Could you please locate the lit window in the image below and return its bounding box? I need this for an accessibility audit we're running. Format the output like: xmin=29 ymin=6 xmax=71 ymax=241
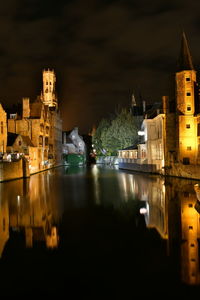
xmin=186 ymin=92 xmax=191 ymax=96
xmin=187 ymin=146 xmax=192 ymax=151
xmin=186 ymin=77 xmax=190 ymax=81
xmin=186 ymin=124 xmax=190 ymax=128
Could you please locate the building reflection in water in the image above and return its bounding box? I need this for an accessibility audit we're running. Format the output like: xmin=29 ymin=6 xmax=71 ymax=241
xmin=1 ymin=166 xmax=200 ymax=286
xmin=117 ymin=171 xmax=200 ymax=286
xmin=0 ymin=169 xmax=62 ymax=256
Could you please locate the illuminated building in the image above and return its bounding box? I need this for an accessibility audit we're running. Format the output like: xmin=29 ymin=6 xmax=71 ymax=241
xmin=41 ymin=69 xmax=57 ymax=109
xmin=119 ymin=32 xmax=200 ymax=180
xmin=7 ymin=70 xmax=62 ymax=173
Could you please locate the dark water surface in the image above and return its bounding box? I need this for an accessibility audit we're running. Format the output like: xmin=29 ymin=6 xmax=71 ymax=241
xmin=0 ymin=165 xmax=200 ymax=298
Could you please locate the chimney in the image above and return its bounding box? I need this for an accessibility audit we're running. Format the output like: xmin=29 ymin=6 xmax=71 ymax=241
xmin=23 ymin=98 xmax=30 ymax=118
xmin=162 ymin=96 xmax=169 ymax=114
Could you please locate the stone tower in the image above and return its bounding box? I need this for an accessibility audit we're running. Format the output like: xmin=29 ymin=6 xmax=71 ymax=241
xmin=42 ymin=69 xmax=57 ymax=109
xmin=176 ymin=32 xmax=198 ymax=164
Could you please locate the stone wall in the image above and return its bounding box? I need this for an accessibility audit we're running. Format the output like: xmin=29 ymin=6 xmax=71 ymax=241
xmin=96 ymin=156 xmax=119 ymax=165
xmin=0 ymin=158 xmax=30 ymax=182
xmin=165 ymin=162 xmax=200 ymax=180
xmin=0 ymin=159 xmax=23 ymax=182
xmin=118 ymin=162 xmax=157 ymax=173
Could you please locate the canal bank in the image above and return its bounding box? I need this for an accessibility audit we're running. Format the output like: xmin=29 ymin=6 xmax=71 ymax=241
xmin=0 ymin=165 xmax=200 ymax=297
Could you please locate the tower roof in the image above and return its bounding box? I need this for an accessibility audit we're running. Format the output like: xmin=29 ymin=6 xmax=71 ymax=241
xmin=177 ymin=31 xmax=194 ymax=71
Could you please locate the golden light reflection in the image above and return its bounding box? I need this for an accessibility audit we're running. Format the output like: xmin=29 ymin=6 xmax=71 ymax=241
xmin=91 ymin=164 xmax=100 ymax=205
xmin=0 ymin=171 xmax=61 ymax=252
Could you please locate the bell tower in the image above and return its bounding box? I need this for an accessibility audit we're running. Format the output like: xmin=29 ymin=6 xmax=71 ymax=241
xmin=42 ymin=69 xmax=57 ymax=108
xmin=176 ymin=32 xmax=197 ymax=164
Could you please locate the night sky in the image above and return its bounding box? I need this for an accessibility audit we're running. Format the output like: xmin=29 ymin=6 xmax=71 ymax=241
xmin=0 ymin=0 xmax=200 ymax=133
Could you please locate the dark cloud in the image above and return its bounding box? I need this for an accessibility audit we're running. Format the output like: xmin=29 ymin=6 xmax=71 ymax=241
xmin=0 ymin=0 xmax=199 ymax=132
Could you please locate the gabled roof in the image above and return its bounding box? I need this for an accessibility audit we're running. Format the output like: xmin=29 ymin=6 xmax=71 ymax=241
xmin=7 ymin=132 xmax=34 ymax=147
xmin=177 ymin=31 xmax=194 ymax=71
xmin=21 ymin=135 xmax=34 ymax=147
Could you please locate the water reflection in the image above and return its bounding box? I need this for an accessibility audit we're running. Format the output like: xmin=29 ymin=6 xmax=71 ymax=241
xmin=0 ymin=169 xmax=63 ymax=256
xmin=0 ymin=165 xmax=200 ymax=288
xmin=116 ymin=170 xmax=200 ymax=286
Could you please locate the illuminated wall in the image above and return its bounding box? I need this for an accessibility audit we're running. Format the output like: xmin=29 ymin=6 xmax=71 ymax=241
xmin=41 ymin=69 xmax=57 ymax=108
xmin=0 ymin=103 xmax=7 ymax=153
xmin=176 ymin=70 xmax=198 ymax=164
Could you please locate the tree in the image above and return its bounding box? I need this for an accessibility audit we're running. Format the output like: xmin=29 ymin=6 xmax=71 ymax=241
xmin=93 ymin=108 xmax=140 ymax=156
xmin=92 ymin=118 xmax=111 ymax=155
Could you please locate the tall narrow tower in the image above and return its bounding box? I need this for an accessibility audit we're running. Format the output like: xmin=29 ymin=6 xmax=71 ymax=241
xmin=176 ymin=32 xmax=197 ymax=164
xmin=42 ymin=69 xmax=57 ymax=108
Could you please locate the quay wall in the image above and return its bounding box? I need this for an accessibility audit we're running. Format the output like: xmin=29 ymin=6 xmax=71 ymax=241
xmin=165 ymin=163 xmax=200 ymax=180
xmin=118 ymin=161 xmax=200 ymax=181
xmin=96 ymin=156 xmax=119 ymax=165
xmin=0 ymin=159 xmax=24 ymax=182
xmin=0 ymin=158 xmax=64 ymax=182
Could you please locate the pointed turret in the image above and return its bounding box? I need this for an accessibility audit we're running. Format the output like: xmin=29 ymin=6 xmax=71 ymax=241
xmin=177 ymin=31 xmax=194 ymax=71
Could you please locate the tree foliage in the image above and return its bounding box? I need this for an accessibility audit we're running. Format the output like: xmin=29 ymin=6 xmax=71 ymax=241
xmin=92 ymin=108 xmax=141 ymax=156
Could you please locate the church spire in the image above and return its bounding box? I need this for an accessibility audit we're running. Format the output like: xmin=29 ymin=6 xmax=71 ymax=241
xmin=177 ymin=31 xmax=194 ymax=71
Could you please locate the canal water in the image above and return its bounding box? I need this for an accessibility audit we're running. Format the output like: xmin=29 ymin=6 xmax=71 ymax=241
xmin=0 ymin=165 xmax=200 ymax=297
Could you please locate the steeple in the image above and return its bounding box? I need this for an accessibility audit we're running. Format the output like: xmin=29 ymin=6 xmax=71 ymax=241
xmin=177 ymin=31 xmax=194 ymax=71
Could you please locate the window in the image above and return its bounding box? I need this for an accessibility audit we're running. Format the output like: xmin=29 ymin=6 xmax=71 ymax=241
xmin=186 ymin=92 xmax=191 ymax=96
xmin=46 ymin=82 xmax=48 ymax=85
xmin=19 ymin=140 xmax=22 ymax=146
xmin=186 ymin=124 xmax=190 ymax=128
xmin=183 ymin=157 xmax=190 ymax=165
xmin=189 ymin=226 xmax=193 ymax=230
xmin=45 ymin=137 xmax=48 ymax=146
xmin=187 ymin=106 xmax=191 ymax=111
xmin=45 ymin=88 xmax=48 ymax=93
xmin=187 ymin=146 xmax=192 ymax=151
xmin=198 ymin=123 xmax=200 ymax=136
xmin=186 ymin=77 xmax=191 ymax=81
xmin=1 ymin=121 xmax=3 ymax=134
xmin=188 ymin=203 xmax=193 ymax=207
